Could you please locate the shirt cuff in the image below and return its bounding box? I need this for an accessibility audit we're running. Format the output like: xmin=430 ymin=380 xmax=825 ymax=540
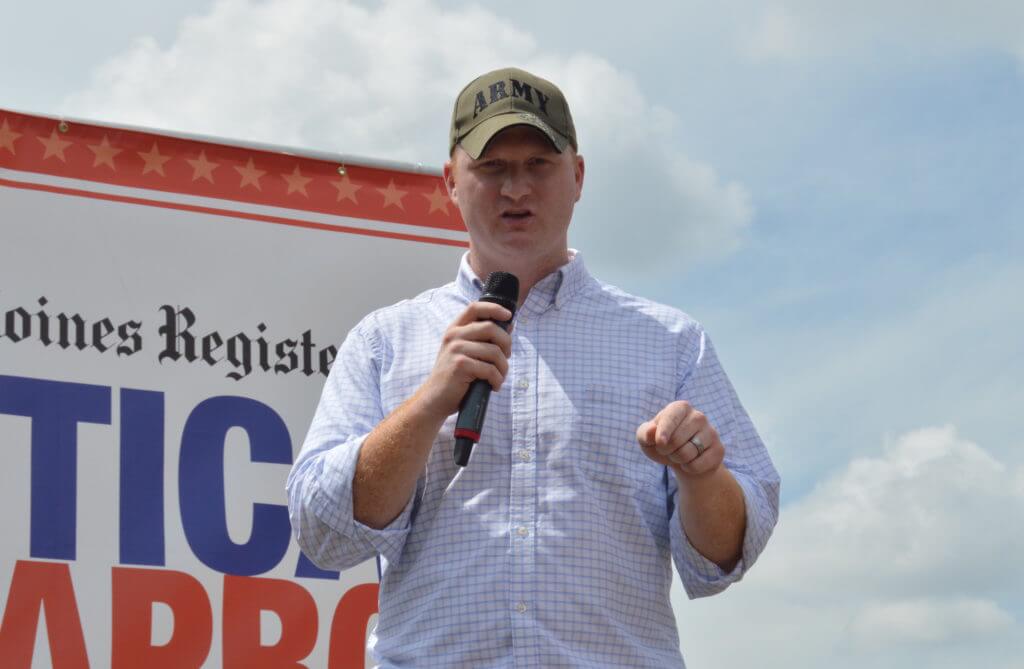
xmin=671 ymin=469 xmax=766 ymax=599
xmin=309 ymin=435 xmax=415 ymax=565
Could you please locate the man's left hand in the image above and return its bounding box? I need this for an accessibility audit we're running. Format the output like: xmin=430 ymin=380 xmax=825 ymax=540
xmin=636 ymin=401 xmax=723 ymax=477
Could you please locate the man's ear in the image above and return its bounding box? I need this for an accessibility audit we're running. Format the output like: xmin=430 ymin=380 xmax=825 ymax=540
xmin=574 ymin=153 xmax=585 ymax=203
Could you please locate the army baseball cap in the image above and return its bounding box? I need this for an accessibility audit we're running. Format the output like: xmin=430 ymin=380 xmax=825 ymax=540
xmin=449 ymin=67 xmax=577 ymax=159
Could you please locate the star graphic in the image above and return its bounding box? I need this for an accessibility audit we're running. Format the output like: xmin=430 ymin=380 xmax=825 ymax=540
xmin=87 ymin=135 xmax=121 ymax=170
xmin=282 ymin=165 xmax=312 ymax=197
xmin=377 ymin=179 xmax=408 ymax=210
xmin=423 ymin=186 xmax=452 ymax=215
xmin=235 ymin=158 xmax=266 ymax=190
xmin=137 ymin=143 xmax=171 ymax=176
xmin=330 ymin=175 xmax=361 ymax=203
xmin=0 ymin=118 xmax=22 ymax=155
xmin=37 ymin=128 xmax=73 ymax=162
xmin=186 ymin=150 xmax=219 ymax=183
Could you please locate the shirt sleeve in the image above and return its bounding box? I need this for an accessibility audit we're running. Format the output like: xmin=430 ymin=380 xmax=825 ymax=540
xmin=286 ymin=319 xmax=415 ymax=571
xmin=667 ymin=325 xmax=781 ymax=599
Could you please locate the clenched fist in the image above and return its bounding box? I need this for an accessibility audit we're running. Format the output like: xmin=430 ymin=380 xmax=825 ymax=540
xmin=636 ymin=401 xmax=724 ymax=477
xmin=416 ymin=301 xmax=513 ymax=421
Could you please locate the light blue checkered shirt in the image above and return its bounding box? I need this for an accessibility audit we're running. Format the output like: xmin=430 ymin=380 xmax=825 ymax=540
xmin=287 ymin=251 xmax=780 ymax=668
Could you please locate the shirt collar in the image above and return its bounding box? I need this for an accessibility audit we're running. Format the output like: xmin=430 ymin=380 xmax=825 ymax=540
xmin=454 ymin=249 xmax=591 ymax=311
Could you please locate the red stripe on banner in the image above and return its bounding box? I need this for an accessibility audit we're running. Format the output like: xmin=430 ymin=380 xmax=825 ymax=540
xmin=0 ymin=176 xmax=469 ymax=249
xmin=0 ymin=110 xmax=466 ymax=234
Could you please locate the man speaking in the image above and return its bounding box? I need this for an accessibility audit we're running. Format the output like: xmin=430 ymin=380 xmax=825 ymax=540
xmin=287 ymin=67 xmax=780 ymax=667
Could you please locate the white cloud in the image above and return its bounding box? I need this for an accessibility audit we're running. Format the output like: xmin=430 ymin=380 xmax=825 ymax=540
xmin=764 ymin=425 xmax=1022 ymax=599
xmin=674 ymin=424 xmax=1024 ymax=667
xmin=848 ymin=597 xmax=1013 ymax=649
xmin=63 ymin=0 xmax=753 ymax=275
xmin=64 ymin=0 xmax=523 ymax=161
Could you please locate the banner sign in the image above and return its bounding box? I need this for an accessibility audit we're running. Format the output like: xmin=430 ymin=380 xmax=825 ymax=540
xmin=0 ymin=109 xmax=465 ymax=667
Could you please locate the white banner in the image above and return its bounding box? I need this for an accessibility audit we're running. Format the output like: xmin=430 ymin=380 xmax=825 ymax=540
xmin=0 ymin=109 xmax=465 ymax=667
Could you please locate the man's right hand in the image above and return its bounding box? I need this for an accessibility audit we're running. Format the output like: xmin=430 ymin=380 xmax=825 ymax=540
xmin=415 ymin=301 xmax=513 ymax=421
xmin=352 ymin=301 xmax=512 ymax=528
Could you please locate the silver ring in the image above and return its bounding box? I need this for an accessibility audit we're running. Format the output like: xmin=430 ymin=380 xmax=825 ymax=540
xmin=690 ymin=435 xmax=706 ymax=456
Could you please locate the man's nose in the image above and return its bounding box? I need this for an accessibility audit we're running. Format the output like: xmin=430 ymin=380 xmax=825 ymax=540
xmin=500 ymin=167 xmax=531 ymax=201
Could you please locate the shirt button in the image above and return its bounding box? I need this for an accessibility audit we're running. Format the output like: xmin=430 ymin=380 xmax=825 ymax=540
xmin=517 ymin=378 xmax=530 ymax=389
xmin=518 ymin=314 xmax=528 ymax=325
xmin=515 ymin=602 xmax=527 ymax=614
xmin=516 ymin=526 xmax=529 ymax=537
xmin=517 ymin=450 xmax=531 ymax=462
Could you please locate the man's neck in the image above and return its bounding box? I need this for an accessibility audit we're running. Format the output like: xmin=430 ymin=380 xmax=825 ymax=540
xmin=468 ymin=249 xmax=571 ymax=307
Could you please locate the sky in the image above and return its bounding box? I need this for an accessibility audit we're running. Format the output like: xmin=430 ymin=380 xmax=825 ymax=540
xmin=3 ymin=0 xmax=1023 ymax=666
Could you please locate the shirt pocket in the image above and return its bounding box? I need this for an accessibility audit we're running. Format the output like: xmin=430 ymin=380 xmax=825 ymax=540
xmin=576 ymin=383 xmax=667 ymax=488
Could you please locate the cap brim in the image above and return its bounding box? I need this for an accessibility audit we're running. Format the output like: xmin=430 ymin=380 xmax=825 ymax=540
xmin=458 ymin=112 xmax=569 ymax=159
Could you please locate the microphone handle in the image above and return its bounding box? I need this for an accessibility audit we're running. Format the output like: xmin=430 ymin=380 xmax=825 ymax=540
xmin=454 ymin=380 xmax=492 ymax=466
xmin=452 ymin=314 xmax=512 ymax=466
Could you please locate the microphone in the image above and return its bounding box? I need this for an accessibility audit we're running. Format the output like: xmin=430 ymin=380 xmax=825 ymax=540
xmin=454 ymin=271 xmax=519 ymax=466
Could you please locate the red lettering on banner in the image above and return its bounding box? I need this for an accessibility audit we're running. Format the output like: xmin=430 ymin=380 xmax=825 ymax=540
xmin=328 ymin=582 xmax=379 ymax=669
xmin=111 ymin=566 xmax=212 ymax=669
xmin=0 ymin=560 xmax=89 ymax=669
xmin=223 ymin=574 xmax=318 ymax=668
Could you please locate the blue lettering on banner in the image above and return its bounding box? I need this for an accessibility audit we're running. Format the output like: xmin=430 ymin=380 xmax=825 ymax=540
xmin=179 ymin=396 xmax=292 ymax=576
xmin=0 ymin=375 xmax=111 ymax=560
xmin=0 ymin=374 xmax=339 ymax=580
xmin=119 ymin=388 xmax=166 ymax=566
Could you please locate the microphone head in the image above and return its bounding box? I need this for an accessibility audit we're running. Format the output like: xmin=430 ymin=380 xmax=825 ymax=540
xmin=481 ymin=271 xmax=519 ymax=313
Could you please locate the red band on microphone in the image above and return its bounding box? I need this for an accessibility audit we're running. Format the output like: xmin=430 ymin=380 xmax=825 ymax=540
xmin=454 ymin=428 xmax=481 ymax=442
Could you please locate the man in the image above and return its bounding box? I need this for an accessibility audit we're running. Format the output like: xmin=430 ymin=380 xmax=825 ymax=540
xmin=288 ymin=67 xmax=780 ymax=668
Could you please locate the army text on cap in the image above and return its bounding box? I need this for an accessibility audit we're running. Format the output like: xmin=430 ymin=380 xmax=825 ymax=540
xmin=472 ymin=78 xmax=551 ymax=118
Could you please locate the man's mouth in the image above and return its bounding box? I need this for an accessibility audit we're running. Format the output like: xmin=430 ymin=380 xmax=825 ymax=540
xmin=501 ymin=209 xmax=533 ymax=221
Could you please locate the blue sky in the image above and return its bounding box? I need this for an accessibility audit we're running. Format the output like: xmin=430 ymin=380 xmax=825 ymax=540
xmin=4 ymin=0 xmax=1023 ymax=666
xmin=664 ymin=48 xmax=1024 ymax=494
